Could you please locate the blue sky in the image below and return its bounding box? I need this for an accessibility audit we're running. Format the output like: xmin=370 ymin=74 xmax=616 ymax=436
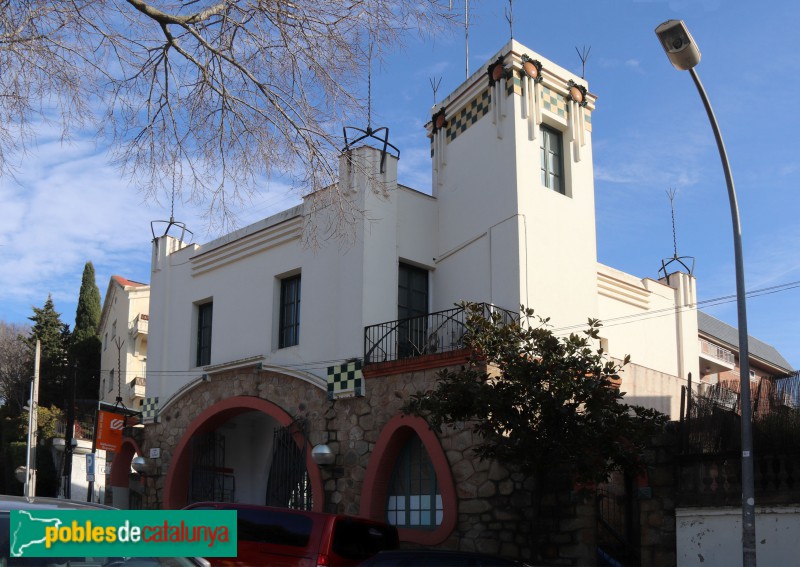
xmin=1 ymin=0 xmax=798 ymax=368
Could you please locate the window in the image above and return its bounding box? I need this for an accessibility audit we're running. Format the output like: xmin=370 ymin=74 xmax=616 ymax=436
xmin=279 ymin=275 xmax=301 ymax=348
xmin=111 ymin=320 xmax=117 ymax=339
xmin=386 ymin=435 xmax=442 ymax=528
xmin=540 ymin=124 xmax=564 ymax=194
xmin=104 ymin=333 xmax=108 ymax=351
xmin=398 ymin=263 xmax=429 ymax=358
xmin=108 ymin=369 xmax=114 ymax=392
xmin=197 ymin=302 xmax=213 ymax=366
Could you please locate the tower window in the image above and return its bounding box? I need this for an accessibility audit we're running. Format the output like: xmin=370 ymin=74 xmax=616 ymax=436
xmin=540 ymin=125 xmax=564 ymax=194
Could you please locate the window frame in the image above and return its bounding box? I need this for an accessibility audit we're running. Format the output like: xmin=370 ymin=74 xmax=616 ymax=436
xmin=386 ymin=434 xmax=442 ymax=529
xmin=540 ymin=123 xmax=565 ymax=194
xmin=196 ymin=301 xmax=213 ymax=367
xmin=279 ymin=274 xmax=301 ymax=349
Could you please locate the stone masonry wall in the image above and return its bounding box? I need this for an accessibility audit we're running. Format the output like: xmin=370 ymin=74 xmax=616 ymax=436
xmin=140 ymin=364 xmax=597 ymax=565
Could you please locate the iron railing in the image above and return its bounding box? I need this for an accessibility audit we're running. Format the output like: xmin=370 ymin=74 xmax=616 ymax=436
xmin=364 ymin=303 xmax=518 ymax=365
xmin=698 ymin=337 xmax=735 ymax=365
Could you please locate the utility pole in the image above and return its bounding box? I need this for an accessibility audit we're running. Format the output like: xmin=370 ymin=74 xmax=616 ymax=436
xmin=63 ymin=362 xmax=77 ymax=499
xmin=24 ymin=340 xmax=41 ymax=497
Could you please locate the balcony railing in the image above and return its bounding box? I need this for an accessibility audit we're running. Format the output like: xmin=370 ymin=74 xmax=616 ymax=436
xmin=130 ymin=314 xmax=149 ymax=337
xmin=129 ymin=376 xmax=146 ymax=399
xmin=364 ymin=303 xmax=518 ymax=365
xmin=699 ymin=338 xmax=735 ymax=365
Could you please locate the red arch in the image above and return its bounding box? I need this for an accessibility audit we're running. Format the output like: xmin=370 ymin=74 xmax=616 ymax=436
xmin=109 ymin=437 xmax=142 ymax=488
xmin=162 ymin=395 xmax=324 ymax=511
xmin=360 ymin=414 xmax=457 ymax=545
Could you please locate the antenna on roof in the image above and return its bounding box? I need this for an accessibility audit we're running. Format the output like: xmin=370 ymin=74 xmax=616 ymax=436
xmin=430 ymin=76 xmax=442 ymax=106
xmin=505 ymin=0 xmax=514 ymax=41
xmin=342 ymin=41 xmax=400 ymax=173
xmin=576 ymin=45 xmax=591 ymax=79
xmin=659 ymin=188 xmax=695 ymax=283
xmin=450 ymin=0 xmax=470 ymax=78
xmin=150 ymin=173 xmax=194 ymax=243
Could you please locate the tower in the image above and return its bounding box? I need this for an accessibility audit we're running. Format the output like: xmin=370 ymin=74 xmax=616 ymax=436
xmin=428 ymin=40 xmax=599 ymax=327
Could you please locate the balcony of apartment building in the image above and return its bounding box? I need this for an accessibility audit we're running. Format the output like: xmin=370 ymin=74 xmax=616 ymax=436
xmin=129 ymin=376 xmax=146 ymax=403
xmin=130 ymin=314 xmax=149 ymax=338
xmin=699 ymin=337 xmax=735 ymax=375
xmin=363 ymin=303 xmax=518 ymax=375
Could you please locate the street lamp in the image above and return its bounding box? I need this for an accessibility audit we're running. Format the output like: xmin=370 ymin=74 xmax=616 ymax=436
xmin=655 ymin=19 xmax=756 ymax=566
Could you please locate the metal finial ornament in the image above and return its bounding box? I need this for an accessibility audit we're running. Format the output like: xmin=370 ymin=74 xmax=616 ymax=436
xmin=576 ymin=45 xmax=591 ymax=79
xmin=505 ymin=0 xmax=514 ymax=41
xmin=150 ymin=171 xmax=195 ymax=242
xmin=659 ymin=188 xmax=695 ymax=283
xmin=451 ymin=0 xmax=470 ymax=78
xmin=342 ymin=41 xmax=400 ymax=173
xmin=430 ymin=76 xmax=442 ymax=106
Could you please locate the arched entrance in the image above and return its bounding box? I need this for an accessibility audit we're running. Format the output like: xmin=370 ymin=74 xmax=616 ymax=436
xmin=163 ymin=395 xmax=324 ymax=511
xmin=108 ymin=437 xmax=142 ymax=509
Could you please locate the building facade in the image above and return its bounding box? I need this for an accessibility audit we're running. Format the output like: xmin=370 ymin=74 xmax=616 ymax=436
xmin=119 ymin=40 xmax=791 ymax=564
xmin=98 ymin=275 xmax=149 ymax=409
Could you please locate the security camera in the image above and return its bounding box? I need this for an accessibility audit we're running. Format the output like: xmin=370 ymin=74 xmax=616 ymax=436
xmin=655 ymin=20 xmax=701 ymax=71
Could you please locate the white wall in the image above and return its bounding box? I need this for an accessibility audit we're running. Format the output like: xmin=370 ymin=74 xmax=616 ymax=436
xmin=676 ymin=507 xmax=800 ymax=566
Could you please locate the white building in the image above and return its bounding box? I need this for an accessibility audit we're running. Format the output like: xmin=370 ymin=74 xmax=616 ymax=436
xmin=123 ymin=39 xmax=791 ymax=562
xmin=98 ymin=275 xmax=149 ymax=409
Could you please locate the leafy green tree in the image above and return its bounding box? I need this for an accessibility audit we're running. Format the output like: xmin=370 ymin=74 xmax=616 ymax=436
xmin=71 ymin=262 xmax=102 ymax=402
xmin=406 ymin=303 xmax=667 ymax=485
xmin=23 ymin=296 xmax=71 ymax=410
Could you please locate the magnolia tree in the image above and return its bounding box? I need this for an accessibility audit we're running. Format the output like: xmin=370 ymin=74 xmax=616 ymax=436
xmin=1 ymin=1 xmax=454 ymax=233
xmin=406 ymin=303 xmax=668 ymax=485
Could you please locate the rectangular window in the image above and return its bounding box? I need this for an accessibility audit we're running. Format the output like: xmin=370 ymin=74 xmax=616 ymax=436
xmin=540 ymin=124 xmax=564 ymax=194
xmin=108 ymin=369 xmax=114 ymax=392
xmin=398 ymin=263 xmax=429 ymax=358
xmin=197 ymin=302 xmax=213 ymax=366
xmin=279 ymin=275 xmax=301 ymax=348
xmin=111 ymin=320 xmax=117 ymax=339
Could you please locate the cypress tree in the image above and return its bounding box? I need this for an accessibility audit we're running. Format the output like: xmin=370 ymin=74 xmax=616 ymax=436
xmin=72 ymin=262 xmax=102 ymax=403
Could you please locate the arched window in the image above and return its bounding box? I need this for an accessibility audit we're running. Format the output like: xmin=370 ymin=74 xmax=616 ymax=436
xmin=386 ymin=434 xmax=443 ymax=528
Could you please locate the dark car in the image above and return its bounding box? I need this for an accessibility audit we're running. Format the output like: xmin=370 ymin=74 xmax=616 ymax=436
xmin=358 ymin=549 xmax=525 ymax=567
xmin=184 ymin=501 xmax=399 ymax=566
xmin=0 ymin=494 xmax=210 ymax=567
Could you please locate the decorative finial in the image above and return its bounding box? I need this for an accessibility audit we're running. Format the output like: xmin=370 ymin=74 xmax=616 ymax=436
xmin=576 ymin=45 xmax=591 ymax=79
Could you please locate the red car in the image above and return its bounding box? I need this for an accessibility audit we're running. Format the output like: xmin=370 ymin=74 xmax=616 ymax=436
xmin=183 ymin=502 xmax=399 ymax=567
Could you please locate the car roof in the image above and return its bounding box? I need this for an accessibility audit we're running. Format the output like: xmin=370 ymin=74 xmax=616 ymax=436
xmin=0 ymin=495 xmax=116 ymax=512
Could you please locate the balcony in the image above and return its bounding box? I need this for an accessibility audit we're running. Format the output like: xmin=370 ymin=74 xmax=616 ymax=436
xmin=130 ymin=314 xmax=149 ymax=338
xmin=364 ymin=303 xmax=518 ymax=368
xmin=129 ymin=376 xmax=146 ymax=400
xmin=699 ymin=337 xmax=735 ymax=375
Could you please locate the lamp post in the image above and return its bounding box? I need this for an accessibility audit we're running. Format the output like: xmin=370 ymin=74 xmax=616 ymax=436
xmin=655 ymin=19 xmax=756 ymax=566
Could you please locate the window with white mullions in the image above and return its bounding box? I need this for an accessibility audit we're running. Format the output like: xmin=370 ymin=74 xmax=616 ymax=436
xmin=540 ymin=124 xmax=564 ymax=194
xmin=386 ymin=435 xmax=442 ymax=528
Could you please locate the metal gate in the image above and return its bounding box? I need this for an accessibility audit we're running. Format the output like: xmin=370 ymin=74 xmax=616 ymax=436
xmin=266 ymin=420 xmax=312 ymax=510
xmin=188 ymin=432 xmax=235 ymax=503
xmin=597 ymin=474 xmax=640 ymax=566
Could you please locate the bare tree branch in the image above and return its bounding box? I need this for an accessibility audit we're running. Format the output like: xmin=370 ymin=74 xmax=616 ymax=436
xmin=0 ymin=1 xmax=455 ymax=236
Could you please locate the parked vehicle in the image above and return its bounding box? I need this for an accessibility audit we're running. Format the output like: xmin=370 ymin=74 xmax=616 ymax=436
xmin=183 ymin=502 xmax=399 ymax=567
xmin=358 ymin=549 xmax=525 ymax=566
xmin=0 ymin=494 xmax=210 ymax=566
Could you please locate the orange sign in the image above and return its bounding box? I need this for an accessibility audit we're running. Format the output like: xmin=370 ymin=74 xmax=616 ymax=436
xmin=96 ymin=410 xmax=125 ymax=452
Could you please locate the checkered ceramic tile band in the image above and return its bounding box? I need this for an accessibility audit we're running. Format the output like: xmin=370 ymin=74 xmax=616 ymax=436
xmin=445 ymin=88 xmax=491 ymax=143
xmin=141 ymin=396 xmax=159 ymax=422
xmin=429 ymin=80 xmax=592 ymax=155
xmin=541 ymin=85 xmax=567 ymax=117
xmin=327 ymin=360 xmax=364 ymax=399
